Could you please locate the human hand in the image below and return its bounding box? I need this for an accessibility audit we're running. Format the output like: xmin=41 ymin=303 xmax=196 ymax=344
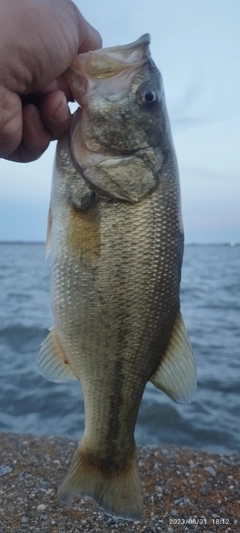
xmin=0 ymin=0 xmax=101 ymax=162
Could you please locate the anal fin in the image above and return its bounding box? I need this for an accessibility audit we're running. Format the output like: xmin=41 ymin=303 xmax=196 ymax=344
xmin=38 ymin=327 xmax=78 ymax=382
xmin=150 ymin=311 xmax=197 ymax=404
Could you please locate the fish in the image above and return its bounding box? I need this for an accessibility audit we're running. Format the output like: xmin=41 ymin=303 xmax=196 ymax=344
xmin=38 ymin=34 xmax=197 ymax=522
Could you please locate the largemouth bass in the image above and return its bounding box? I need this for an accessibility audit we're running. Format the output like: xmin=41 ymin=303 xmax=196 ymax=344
xmin=38 ymin=34 xmax=197 ymax=522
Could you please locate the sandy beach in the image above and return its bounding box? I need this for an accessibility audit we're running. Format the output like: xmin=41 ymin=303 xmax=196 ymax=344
xmin=0 ymin=432 xmax=239 ymax=532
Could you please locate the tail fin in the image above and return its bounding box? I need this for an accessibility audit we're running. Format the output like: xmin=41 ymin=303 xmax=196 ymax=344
xmin=58 ymin=443 xmax=143 ymax=522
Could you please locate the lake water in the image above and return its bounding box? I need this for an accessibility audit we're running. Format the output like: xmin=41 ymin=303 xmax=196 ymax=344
xmin=0 ymin=242 xmax=239 ymax=454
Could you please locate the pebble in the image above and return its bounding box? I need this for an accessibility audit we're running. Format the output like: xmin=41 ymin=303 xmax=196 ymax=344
xmin=0 ymin=465 xmax=12 ymax=476
xmin=189 ymin=460 xmax=196 ymax=468
xmin=174 ymin=497 xmax=191 ymax=506
xmin=37 ymin=504 xmax=46 ymax=512
xmin=161 ymin=448 xmax=170 ymax=455
xmin=199 ymin=482 xmax=211 ymax=495
xmin=41 ymin=513 xmax=49 ymax=521
xmin=46 ymin=488 xmax=54 ymax=495
xmin=204 ymin=466 xmax=216 ymax=476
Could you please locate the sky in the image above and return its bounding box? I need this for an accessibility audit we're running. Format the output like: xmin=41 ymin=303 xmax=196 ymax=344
xmin=0 ymin=0 xmax=239 ymax=243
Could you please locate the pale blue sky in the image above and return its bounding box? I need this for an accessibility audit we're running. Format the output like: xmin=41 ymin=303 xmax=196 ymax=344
xmin=0 ymin=0 xmax=239 ymax=243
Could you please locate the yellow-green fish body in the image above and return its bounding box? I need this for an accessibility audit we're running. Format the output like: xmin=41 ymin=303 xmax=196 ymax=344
xmin=38 ymin=34 xmax=197 ymax=521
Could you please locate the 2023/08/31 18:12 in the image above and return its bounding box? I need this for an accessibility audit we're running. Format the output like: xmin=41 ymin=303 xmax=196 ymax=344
xmin=169 ymin=517 xmax=232 ymax=526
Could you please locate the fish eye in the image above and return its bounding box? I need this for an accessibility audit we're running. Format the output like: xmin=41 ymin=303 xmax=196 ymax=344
xmin=139 ymin=87 xmax=159 ymax=107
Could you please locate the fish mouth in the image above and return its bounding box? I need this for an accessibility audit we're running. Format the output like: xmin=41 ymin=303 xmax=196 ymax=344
xmin=64 ymin=34 xmax=151 ymax=106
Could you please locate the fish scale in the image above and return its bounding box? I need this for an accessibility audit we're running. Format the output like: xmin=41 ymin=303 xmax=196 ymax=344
xmin=38 ymin=34 xmax=197 ymax=522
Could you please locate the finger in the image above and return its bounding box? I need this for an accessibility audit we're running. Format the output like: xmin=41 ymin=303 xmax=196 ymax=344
xmin=42 ymin=77 xmax=73 ymax=101
xmin=7 ymin=104 xmax=51 ymax=163
xmin=0 ymin=87 xmax=22 ymax=158
xmin=39 ymin=90 xmax=72 ymax=140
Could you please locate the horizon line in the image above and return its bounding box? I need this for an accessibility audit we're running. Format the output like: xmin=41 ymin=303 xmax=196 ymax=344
xmin=0 ymin=240 xmax=238 ymax=247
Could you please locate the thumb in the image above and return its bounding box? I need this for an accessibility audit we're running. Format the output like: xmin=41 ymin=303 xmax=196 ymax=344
xmin=0 ymin=87 xmax=22 ymax=158
xmin=78 ymin=21 xmax=102 ymax=53
xmin=74 ymin=9 xmax=102 ymax=53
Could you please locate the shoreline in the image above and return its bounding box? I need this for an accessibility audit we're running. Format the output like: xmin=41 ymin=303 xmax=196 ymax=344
xmin=0 ymin=432 xmax=239 ymax=532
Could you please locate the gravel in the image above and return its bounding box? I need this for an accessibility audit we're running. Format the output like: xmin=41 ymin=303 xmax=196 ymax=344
xmin=0 ymin=432 xmax=239 ymax=532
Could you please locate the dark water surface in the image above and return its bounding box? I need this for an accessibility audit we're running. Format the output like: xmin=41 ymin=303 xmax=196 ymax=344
xmin=0 ymin=243 xmax=239 ymax=454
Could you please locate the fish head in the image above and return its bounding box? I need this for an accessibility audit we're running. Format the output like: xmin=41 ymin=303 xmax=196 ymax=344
xmin=65 ymin=34 xmax=173 ymax=160
xmin=63 ymin=34 xmax=179 ymax=203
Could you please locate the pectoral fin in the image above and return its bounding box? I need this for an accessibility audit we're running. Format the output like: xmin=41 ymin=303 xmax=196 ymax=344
xmin=38 ymin=328 xmax=78 ymax=382
xmin=150 ymin=312 xmax=197 ymax=404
